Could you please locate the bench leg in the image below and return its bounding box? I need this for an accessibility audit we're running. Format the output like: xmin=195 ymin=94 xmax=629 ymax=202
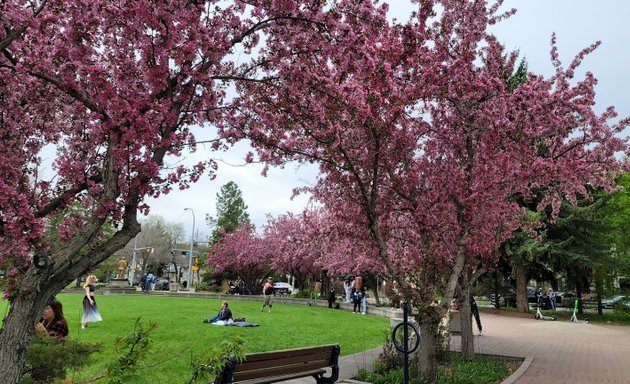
xmin=217 ymin=356 xmax=236 ymax=384
xmin=314 ymin=345 xmax=340 ymax=384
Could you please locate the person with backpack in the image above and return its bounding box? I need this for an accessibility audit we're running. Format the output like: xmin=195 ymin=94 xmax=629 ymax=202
xmin=261 ymin=277 xmax=274 ymax=313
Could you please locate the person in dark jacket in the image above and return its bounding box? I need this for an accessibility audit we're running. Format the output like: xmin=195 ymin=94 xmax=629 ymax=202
xmin=327 ymin=289 xmax=336 ymax=308
xmin=470 ymin=294 xmax=482 ymax=335
xmin=352 ymin=287 xmax=364 ymax=313
xmin=204 ymin=301 xmax=233 ymax=323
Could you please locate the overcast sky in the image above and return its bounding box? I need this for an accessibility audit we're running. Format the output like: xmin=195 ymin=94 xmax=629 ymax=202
xmin=146 ymin=0 xmax=630 ymax=240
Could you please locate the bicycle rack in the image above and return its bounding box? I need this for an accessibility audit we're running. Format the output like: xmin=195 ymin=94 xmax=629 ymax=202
xmin=392 ymin=302 xmax=421 ymax=384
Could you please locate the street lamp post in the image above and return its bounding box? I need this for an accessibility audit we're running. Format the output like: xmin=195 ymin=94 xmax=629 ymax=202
xmin=184 ymin=208 xmax=195 ymax=289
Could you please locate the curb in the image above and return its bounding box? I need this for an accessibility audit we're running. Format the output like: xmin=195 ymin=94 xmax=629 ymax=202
xmin=501 ymin=355 xmax=533 ymax=384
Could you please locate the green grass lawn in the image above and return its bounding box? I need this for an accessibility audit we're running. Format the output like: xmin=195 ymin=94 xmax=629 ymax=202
xmin=2 ymin=293 xmax=389 ymax=383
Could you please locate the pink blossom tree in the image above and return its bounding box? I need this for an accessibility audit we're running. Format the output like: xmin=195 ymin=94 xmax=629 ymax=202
xmin=224 ymin=0 xmax=628 ymax=380
xmin=264 ymin=211 xmax=324 ymax=291
xmin=0 ymin=1 xmax=337 ymax=381
xmin=207 ymin=224 xmax=273 ymax=294
xmin=264 ymin=209 xmax=386 ymax=296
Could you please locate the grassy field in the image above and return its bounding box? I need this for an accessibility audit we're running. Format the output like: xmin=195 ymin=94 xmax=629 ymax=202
xmin=2 ymin=293 xmax=389 ymax=383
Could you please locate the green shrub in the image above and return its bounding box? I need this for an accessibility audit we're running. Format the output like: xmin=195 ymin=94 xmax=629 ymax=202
xmin=188 ymin=333 xmax=246 ymax=384
xmin=372 ymin=330 xmax=402 ymax=374
xmin=103 ymin=318 xmax=158 ymax=384
xmin=22 ymin=335 xmax=100 ymax=384
xmin=358 ymin=354 xmax=514 ymax=384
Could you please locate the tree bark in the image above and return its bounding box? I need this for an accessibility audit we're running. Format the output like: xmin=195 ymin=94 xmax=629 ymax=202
xmin=514 ymin=260 xmax=529 ymax=313
xmin=0 ymin=281 xmax=52 ymax=382
xmin=459 ymin=277 xmax=474 ymax=360
xmin=413 ymin=319 xmax=438 ymax=383
xmin=366 ymin=273 xmax=380 ymax=305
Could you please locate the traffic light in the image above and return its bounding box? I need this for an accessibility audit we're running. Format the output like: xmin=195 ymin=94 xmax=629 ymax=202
xmin=181 ymin=250 xmax=190 ymax=256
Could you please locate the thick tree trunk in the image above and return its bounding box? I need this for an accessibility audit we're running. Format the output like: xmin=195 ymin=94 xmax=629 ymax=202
xmin=514 ymin=260 xmax=529 ymax=313
xmin=0 ymin=267 xmax=65 ymax=383
xmin=0 ymin=213 xmax=139 ymax=384
xmin=413 ymin=319 xmax=438 ymax=384
xmin=366 ymin=273 xmax=380 ymax=305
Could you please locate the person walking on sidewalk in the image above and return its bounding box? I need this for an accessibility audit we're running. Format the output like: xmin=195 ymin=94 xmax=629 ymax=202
xmin=470 ymin=293 xmax=482 ymax=335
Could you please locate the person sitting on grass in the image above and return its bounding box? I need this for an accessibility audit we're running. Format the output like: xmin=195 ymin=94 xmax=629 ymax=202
xmin=35 ymin=299 xmax=69 ymax=339
xmin=203 ymin=301 xmax=233 ymax=324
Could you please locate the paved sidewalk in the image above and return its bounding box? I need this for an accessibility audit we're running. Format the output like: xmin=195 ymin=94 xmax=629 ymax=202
xmin=283 ymin=346 xmax=383 ymax=384
xmin=449 ymin=313 xmax=630 ymax=384
xmin=288 ymin=313 xmax=630 ymax=384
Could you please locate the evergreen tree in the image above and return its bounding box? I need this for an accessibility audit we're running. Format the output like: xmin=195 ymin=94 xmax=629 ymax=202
xmin=207 ymin=181 xmax=250 ymax=244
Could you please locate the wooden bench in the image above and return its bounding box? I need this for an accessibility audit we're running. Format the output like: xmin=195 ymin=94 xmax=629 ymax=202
xmin=214 ymin=344 xmax=340 ymax=384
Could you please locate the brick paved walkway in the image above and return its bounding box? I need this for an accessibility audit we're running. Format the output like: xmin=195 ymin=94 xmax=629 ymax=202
xmin=451 ymin=314 xmax=630 ymax=384
xmin=288 ymin=313 xmax=630 ymax=384
xmin=450 ymin=313 xmax=630 ymax=384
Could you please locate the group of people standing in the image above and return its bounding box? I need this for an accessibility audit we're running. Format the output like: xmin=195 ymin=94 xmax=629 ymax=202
xmin=536 ymin=287 xmax=557 ymax=310
xmin=343 ymin=277 xmax=368 ymax=314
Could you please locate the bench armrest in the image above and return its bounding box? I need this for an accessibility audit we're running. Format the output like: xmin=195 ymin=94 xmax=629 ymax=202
xmin=314 ymin=344 xmax=340 ymax=384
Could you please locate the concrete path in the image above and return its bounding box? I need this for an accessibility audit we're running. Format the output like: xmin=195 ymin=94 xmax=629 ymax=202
xmin=450 ymin=313 xmax=630 ymax=384
xmin=288 ymin=313 xmax=630 ymax=384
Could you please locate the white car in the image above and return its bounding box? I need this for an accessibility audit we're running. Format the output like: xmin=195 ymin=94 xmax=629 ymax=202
xmin=273 ymin=282 xmax=293 ymax=295
xmin=602 ymin=295 xmax=629 ymax=309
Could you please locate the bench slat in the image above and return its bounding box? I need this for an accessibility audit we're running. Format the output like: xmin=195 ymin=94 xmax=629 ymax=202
xmin=234 ymin=369 xmax=326 ymax=384
xmin=234 ymin=360 xmax=330 ymax=381
xmin=234 ymin=350 xmax=332 ymax=372
xmin=237 ymin=345 xmax=335 ymax=363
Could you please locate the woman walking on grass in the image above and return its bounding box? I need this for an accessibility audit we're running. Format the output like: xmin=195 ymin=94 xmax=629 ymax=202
xmin=81 ymin=274 xmax=102 ymax=328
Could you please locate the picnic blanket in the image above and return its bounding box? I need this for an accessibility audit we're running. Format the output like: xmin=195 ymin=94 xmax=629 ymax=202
xmin=211 ymin=319 xmax=258 ymax=327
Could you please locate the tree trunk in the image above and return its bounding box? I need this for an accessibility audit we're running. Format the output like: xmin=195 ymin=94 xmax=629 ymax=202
xmin=514 ymin=260 xmax=529 ymax=313
xmin=576 ymin=286 xmax=584 ymax=314
xmin=492 ymin=270 xmax=501 ymax=309
xmin=413 ymin=319 xmax=438 ymax=384
xmin=0 ymin=268 xmax=66 ymax=383
xmin=459 ymin=281 xmax=474 ymax=360
xmin=0 ymin=213 xmax=139 ymax=384
xmin=594 ymin=270 xmax=604 ymax=316
xmin=366 ymin=273 xmax=380 ymax=305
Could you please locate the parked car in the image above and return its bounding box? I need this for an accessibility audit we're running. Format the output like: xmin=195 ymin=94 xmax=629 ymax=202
xmin=154 ymin=278 xmax=170 ymax=291
xmin=489 ymin=291 xmax=516 ymax=308
xmin=273 ymin=282 xmax=293 ymax=295
xmin=527 ymin=287 xmax=538 ymax=303
xmin=554 ymin=292 xmax=576 ymax=307
xmin=602 ymin=295 xmax=630 ymax=309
